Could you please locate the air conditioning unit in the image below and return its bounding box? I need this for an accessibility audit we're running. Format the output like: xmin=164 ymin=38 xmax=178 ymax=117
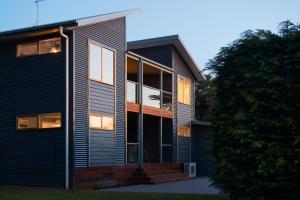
xmin=184 ymin=162 xmax=196 ymax=177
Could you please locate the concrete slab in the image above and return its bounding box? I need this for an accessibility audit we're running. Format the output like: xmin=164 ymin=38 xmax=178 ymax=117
xmin=101 ymin=178 xmax=221 ymax=195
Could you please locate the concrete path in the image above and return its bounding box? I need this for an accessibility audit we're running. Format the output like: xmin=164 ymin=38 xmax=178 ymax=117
xmin=101 ymin=178 xmax=221 ymax=195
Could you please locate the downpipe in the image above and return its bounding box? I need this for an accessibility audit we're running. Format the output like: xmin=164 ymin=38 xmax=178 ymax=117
xmin=59 ymin=26 xmax=69 ymax=189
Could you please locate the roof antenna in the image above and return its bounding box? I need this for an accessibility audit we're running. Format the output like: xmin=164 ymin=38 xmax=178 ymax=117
xmin=35 ymin=0 xmax=45 ymax=26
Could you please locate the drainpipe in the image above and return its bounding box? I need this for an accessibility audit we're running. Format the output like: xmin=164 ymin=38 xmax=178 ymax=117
xmin=60 ymin=26 xmax=69 ymax=189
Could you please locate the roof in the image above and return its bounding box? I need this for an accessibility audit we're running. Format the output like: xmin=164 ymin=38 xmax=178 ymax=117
xmin=0 ymin=8 xmax=142 ymax=41
xmin=127 ymin=35 xmax=206 ymax=82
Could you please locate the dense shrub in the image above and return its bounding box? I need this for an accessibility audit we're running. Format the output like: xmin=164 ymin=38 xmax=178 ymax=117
xmin=208 ymin=21 xmax=300 ymax=200
xmin=195 ymin=75 xmax=216 ymax=122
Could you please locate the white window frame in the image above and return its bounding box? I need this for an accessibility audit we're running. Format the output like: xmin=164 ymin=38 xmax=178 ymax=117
xmin=89 ymin=113 xmax=115 ymax=131
xmin=88 ymin=40 xmax=116 ymax=86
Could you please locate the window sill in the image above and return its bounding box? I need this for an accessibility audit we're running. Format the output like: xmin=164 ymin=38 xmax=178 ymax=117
xmin=89 ymin=78 xmax=115 ymax=87
xmin=17 ymin=127 xmax=62 ymax=132
xmin=178 ymin=102 xmax=191 ymax=106
xmin=89 ymin=127 xmax=114 ymax=131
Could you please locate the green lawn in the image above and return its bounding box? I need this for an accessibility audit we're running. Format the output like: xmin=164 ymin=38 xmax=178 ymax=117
xmin=0 ymin=186 xmax=227 ymax=200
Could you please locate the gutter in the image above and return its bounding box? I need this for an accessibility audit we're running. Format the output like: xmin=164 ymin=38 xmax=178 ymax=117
xmin=59 ymin=26 xmax=69 ymax=189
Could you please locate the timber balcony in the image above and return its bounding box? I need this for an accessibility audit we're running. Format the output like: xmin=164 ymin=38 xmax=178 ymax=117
xmin=126 ymin=53 xmax=174 ymax=119
xmin=127 ymin=81 xmax=173 ymax=118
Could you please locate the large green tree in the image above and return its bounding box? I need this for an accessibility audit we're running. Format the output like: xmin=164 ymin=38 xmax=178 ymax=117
xmin=207 ymin=21 xmax=300 ymax=200
xmin=195 ymin=75 xmax=216 ymax=121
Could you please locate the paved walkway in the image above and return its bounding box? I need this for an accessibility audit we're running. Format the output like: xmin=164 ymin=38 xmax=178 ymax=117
xmin=101 ymin=178 xmax=221 ymax=195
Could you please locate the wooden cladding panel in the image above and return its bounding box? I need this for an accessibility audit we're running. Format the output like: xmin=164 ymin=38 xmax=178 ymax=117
xmin=127 ymin=102 xmax=140 ymax=113
xmin=127 ymin=103 xmax=173 ymax=119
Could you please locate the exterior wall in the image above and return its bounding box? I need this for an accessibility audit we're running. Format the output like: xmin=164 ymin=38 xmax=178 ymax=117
xmin=128 ymin=45 xmax=197 ymax=164
xmin=172 ymin=47 xmax=196 ymax=163
xmin=0 ymin=34 xmax=67 ymax=187
xmin=89 ymin=82 xmax=115 ymax=167
xmin=131 ymin=45 xmax=173 ymax=67
xmin=73 ymin=18 xmax=126 ymax=168
xmin=191 ymin=125 xmax=214 ymax=176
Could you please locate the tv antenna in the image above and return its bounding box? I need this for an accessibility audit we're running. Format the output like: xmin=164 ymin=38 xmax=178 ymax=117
xmin=35 ymin=0 xmax=45 ymax=26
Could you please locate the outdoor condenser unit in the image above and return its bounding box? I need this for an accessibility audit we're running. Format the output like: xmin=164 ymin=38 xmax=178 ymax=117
xmin=184 ymin=162 xmax=197 ymax=177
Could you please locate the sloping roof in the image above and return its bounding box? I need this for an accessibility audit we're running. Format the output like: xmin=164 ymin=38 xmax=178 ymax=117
xmin=127 ymin=35 xmax=206 ymax=82
xmin=0 ymin=8 xmax=142 ymax=41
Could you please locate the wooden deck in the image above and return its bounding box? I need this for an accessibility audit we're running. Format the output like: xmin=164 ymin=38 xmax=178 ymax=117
xmin=74 ymin=163 xmax=187 ymax=189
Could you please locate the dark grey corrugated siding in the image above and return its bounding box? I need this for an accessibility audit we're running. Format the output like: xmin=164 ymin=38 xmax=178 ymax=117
xmin=89 ymin=81 xmax=115 ymax=167
xmin=73 ymin=18 xmax=126 ymax=167
xmin=0 ymin=35 xmax=66 ymax=187
xmin=173 ymin=47 xmax=195 ymax=163
xmin=177 ymin=103 xmax=192 ymax=163
xmin=173 ymin=73 xmax=178 ymax=162
xmin=89 ymin=82 xmax=115 ymax=116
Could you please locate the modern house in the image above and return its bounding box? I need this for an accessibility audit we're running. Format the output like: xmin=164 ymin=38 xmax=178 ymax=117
xmin=0 ymin=8 xmax=208 ymax=189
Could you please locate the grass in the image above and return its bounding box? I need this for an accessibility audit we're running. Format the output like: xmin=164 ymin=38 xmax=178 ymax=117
xmin=0 ymin=186 xmax=227 ymax=200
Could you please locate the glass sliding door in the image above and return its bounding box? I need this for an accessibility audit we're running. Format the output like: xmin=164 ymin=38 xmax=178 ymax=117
xmin=127 ymin=112 xmax=139 ymax=164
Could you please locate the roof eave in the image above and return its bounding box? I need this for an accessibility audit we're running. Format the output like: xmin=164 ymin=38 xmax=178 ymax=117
xmin=76 ymin=8 xmax=142 ymax=27
xmin=128 ymin=35 xmax=206 ymax=82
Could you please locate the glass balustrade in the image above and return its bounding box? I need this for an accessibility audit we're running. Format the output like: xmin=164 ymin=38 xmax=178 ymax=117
xmin=143 ymin=86 xmax=161 ymax=108
xmin=127 ymin=81 xmax=138 ymax=103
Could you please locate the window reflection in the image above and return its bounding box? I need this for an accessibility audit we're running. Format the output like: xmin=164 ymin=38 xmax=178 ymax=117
xmin=162 ymin=92 xmax=172 ymax=110
xmin=102 ymin=48 xmax=114 ymax=85
xmin=39 ymin=113 xmax=61 ymax=128
xmin=143 ymin=86 xmax=161 ymax=108
xmin=127 ymin=81 xmax=138 ymax=103
xmin=89 ymin=43 xmax=102 ymax=81
xmin=17 ymin=116 xmax=38 ymax=129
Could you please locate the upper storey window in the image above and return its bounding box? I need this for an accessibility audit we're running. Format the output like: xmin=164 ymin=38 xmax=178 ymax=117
xmin=17 ymin=37 xmax=61 ymax=57
xmin=89 ymin=41 xmax=115 ymax=85
xmin=178 ymin=76 xmax=191 ymax=105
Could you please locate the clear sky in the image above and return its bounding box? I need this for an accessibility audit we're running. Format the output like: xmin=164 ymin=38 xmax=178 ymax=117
xmin=1 ymin=0 xmax=299 ymax=72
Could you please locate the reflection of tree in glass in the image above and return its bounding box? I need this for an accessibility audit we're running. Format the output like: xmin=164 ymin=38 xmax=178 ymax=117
xmin=148 ymin=94 xmax=160 ymax=101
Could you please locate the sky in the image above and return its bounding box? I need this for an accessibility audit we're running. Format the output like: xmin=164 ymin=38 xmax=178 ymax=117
xmin=1 ymin=0 xmax=299 ymax=73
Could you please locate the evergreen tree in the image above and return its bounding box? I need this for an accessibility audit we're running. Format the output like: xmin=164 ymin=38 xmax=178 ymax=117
xmin=207 ymin=21 xmax=300 ymax=200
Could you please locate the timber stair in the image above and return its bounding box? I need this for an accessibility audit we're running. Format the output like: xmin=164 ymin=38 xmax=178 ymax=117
xmin=129 ymin=163 xmax=189 ymax=184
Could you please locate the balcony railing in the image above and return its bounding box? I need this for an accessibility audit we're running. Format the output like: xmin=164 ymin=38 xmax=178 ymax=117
xmin=127 ymin=81 xmax=172 ymax=110
xmin=143 ymin=85 xmax=161 ymax=108
xmin=127 ymin=81 xmax=139 ymax=104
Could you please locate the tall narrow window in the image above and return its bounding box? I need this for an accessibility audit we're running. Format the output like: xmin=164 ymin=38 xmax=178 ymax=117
xmin=89 ymin=41 xmax=115 ymax=85
xmin=178 ymin=77 xmax=184 ymax=103
xmin=89 ymin=43 xmax=102 ymax=81
xmin=178 ymin=76 xmax=191 ymax=105
xmin=184 ymin=79 xmax=191 ymax=105
xmin=102 ymin=48 xmax=114 ymax=85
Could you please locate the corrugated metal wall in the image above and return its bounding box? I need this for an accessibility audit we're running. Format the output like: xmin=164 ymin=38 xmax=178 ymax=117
xmin=0 ymin=35 xmax=66 ymax=187
xmin=73 ymin=18 xmax=126 ymax=168
xmin=89 ymin=82 xmax=115 ymax=167
xmin=172 ymin=47 xmax=195 ymax=163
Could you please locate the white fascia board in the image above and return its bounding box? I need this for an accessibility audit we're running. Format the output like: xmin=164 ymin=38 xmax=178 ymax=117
xmin=77 ymin=8 xmax=142 ymax=27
